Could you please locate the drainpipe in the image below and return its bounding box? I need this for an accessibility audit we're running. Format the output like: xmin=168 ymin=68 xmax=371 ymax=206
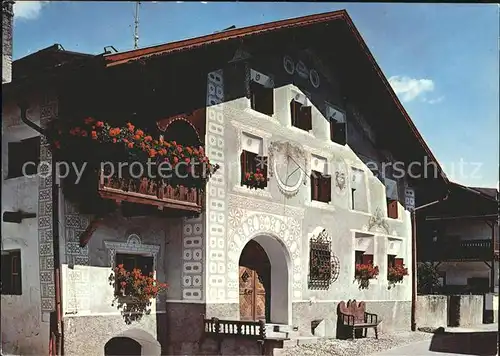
xmin=19 ymin=104 xmax=63 ymax=355
xmin=410 ymin=190 xmax=450 ymax=332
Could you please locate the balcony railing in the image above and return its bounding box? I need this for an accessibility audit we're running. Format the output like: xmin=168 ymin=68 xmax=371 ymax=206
xmin=421 ymin=239 xmax=495 ymax=262
xmin=98 ymin=170 xmax=203 ymax=213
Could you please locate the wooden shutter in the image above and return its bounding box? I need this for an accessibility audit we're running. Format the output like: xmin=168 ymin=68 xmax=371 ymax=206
xmin=253 ymin=84 xmax=274 ymax=116
xmin=7 ymin=142 xmax=23 ymax=178
xmin=240 ymin=151 xmax=247 ymax=184
xmin=257 ymin=155 xmax=268 ymax=187
xmin=334 ymin=122 xmax=346 ymax=145
xmin=300 ymin=106 xmax=312 ymax=131
xmin=11 ymin=251 xmax=21 ymax=295
xmin=138 ymin=255 xmax=154 ymax=276
xmin=387 ymin=200 xmax=398 ymax=219
xmin=311 ymin=173 xmax=319 ymax=201
xmin=362 ymin=254 xmax=373 ymax=265
xmin=394 ymin=258 xmax=404 ymax=267
xmin=330 ymin=120 xmax=336 ymax=142
xmin=320 ymin=175 xmax=331 ymax=203
xmin=224 ymin=63 xmax=247 ymax=102
xmin=290 ymin=100 xmax=301 ymax=127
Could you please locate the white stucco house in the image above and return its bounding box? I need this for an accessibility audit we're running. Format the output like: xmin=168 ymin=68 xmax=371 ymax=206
xmin=2 ymin=7 xmax=452 ymax=356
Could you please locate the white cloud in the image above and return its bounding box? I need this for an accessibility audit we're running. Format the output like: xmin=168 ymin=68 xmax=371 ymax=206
xmin=388 ymin=75 xmax=435 ymax=102
xmin=14 ymin=1 xmax=47 ymax=20
xmin=201 ymin=1 xmax=208 ymax=3
xmin=425 ymin=96 xmax=445 ymax=104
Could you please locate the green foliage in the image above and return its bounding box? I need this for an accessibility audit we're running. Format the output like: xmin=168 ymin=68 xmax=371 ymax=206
xmin=417 ymin=262 xmax=442 ymax=295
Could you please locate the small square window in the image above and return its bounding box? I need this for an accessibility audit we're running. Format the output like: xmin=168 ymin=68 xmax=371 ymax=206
xmin=1 ymin=250 xmax=22 ymax=295
xmin=240 ymin=150 xmax=267 ymax=189
xmin=8 ymin=136 xmax=40 ymax=178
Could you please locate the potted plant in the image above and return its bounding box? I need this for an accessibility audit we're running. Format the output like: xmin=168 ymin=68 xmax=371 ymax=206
xmin=243 ymin=168 xmax=267 ymax=189
xmin=355 ymin=263 xmax=379 ymax=289
xmin=387 ymin=264 xmax=409 ymax=289
xmin=108 ymin=264 xmax=168 ymax=324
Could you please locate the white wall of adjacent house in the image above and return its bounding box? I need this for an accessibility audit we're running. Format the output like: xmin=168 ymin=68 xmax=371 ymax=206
xmin=1 ymin=103 xmax=48 ymax=355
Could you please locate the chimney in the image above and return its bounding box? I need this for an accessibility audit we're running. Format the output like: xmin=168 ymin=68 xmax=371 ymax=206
xmin=2 ymin=0 xmax=15 ymax=84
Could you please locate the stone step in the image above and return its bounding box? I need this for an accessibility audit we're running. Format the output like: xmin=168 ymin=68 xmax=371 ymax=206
xmin=282 ymin=336 xmax=320 ymax=347
xmin=266 ymin=330 xmax=289 ymax=339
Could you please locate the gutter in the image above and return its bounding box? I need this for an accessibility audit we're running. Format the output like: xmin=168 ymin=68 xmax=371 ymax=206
xmin=19 ymin=104 xmax=63 ymax=355
xmin=410 ymin=189 xmax=450 ymax=332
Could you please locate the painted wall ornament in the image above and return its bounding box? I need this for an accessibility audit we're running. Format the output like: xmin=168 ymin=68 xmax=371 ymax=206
xmin=282 ymin=55 xmax=320 ymax=89
xmin=368 ymin=207 xmax=390 ymax=234
xmin=269 ymin=141 xmax=307 ymax=197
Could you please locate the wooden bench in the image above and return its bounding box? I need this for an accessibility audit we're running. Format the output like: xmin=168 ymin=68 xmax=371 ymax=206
xmin=338 ymin=300 xmax=381 ymax=340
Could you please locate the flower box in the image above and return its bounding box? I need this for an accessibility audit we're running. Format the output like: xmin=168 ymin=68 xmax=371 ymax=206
xmin=242 ymin=169 xmax=267 ymax=190
xmin=355 ymin=263 xmax=379 ymax=289
xmin=387 ymin=264 xmax=409 ymax=289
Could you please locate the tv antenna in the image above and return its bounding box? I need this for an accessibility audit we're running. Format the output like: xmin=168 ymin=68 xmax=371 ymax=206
xmin=133 ymin=1 xmax=141 ymax=49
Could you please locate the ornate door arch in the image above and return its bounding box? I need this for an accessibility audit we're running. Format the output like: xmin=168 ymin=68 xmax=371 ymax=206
xmin=239 ymin=239 xmax=271 ymax=321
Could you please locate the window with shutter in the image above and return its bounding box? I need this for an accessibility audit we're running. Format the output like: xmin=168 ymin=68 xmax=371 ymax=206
xmin=355 ymin=250 xmax=364 ymax=265
xmin=319 ymin=175 xmax=331 ymax=203
xmin=7 ymin=137 xmax=40 ymax=178
xmin=394 ymin=258 xmax=404 ymax=267
xmin=362 ymin=254 xmax=373 ymax=265
xmin=387 ymin=199 xmax=399 ymax=219
xmin=310 ymin=172 xmax=320 ymax=201
xmin=256 ymin=155 xmax=268 ymax=188
xmin=1 ymin=250 xmax=22 ymax=295
xmin=330 ymin=121 xmax=346 ymax=145
xmin=290 ymin=100 xmax=312 ymax=131
xmin=250 ymin=82 xmax=274 ymax=116
xmin=240 ymin=150 xmax=258 ymax=186
xmin=387 ymin=254 xmax=396 ymax=268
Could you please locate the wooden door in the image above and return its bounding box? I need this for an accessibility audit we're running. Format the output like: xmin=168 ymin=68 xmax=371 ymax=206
xmin=239 ymin=240 xmax=270 ymax=321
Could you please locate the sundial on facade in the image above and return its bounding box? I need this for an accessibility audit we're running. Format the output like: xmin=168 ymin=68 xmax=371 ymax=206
xmin=270 ymin=141 xmax=306 ymax=197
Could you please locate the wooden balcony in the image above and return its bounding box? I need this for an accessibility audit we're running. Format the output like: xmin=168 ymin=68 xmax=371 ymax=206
xmin=98 ymin=170 xmax=203 ymax=213
xmin=420 ymin=239 xmax=495 ymax=262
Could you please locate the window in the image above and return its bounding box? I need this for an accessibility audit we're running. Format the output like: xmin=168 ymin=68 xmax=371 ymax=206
xmin=8 ymin=136 xmax=40 ymax=178
xmin=1 ymin=250 xmax=22 ymax=295
xmin=310 ymin=155 xmax=330 ymax=203
xmin=290 ymin=100 xmax=312 ymax=131
xmin=351 ymin=188 xmax=356 ymax=210
xmin=326 ymin=103 xmax=346 ymax=145
xmin=240 ymin=150 xmax=267 ymax=189
xmin=308 ymin=230 xmax=336 ymax=290
xmin=355 ymin=251 xmax=373 ymax=266
xmin=311 ymin=171 xmax=331 ymax=203
xmin=250 ymin=81 xmax=274 ymax=116
xmin=115 ymin=253 xmax=153 ymax=276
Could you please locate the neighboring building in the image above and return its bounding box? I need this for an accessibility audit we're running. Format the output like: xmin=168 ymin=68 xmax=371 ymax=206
xmin=417 ymin=182 xmax=499 ymax=294
xmin=2 ymin=9 xmax=450 ymax=356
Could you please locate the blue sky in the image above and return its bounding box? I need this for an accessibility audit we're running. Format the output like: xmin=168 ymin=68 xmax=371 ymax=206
xmin=13 ymin=2 xmax=499 ymax=189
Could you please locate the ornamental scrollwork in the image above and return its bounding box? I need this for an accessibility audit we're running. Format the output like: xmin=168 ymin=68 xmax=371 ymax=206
xmin=308 ymin=229 xmax=340 ymax=290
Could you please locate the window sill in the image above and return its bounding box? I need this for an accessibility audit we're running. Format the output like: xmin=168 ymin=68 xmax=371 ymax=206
xmin=307 ymin=200 xmax=336 ymax=211
xmin=347 ymin=209 xmax=372 ymax=216
xmin=289 ymin=126 xmax=314 ymax=137
xmin=233 ymin=184 xmax=273 ymax=199
xmin=244 ymin=107 xmax=276 ymax=122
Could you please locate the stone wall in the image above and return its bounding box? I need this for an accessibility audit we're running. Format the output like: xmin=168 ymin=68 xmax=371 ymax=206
xmin=416 ymin=295 xmax=448 ymax=328
xmin=448 ymin=294 xmax=484 ymax=327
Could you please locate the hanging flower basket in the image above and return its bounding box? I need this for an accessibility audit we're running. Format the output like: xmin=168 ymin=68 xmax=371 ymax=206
xmin=354 ymin=263 xmax=379 ymax=290
xmin=108 ymin=264 xmax=168 ymax=324
xmin=243 ymin=169 xmax=267 ymax=189
xmin=387 ymin=264 xmax=409 ymax=289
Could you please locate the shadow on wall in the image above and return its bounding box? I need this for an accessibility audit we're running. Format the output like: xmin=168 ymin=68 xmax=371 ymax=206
xmin=429 ymin=331 xmax=498 ymax=356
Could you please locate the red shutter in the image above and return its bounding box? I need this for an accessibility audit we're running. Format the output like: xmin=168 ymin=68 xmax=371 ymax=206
xmin=311 ymin=173 xmax=319 ymax=201
xmin=387 ymin=200 xmax=398 ymax=219
xmin=362 ymin=254 xmax=373 ymax=265
xmin=394 ymin=258 xmax=404 ymax=267
xmin=261 ymin=86 xmax=274 ymax=116
xmin=300 ymin=106 xmax=312 ymax=131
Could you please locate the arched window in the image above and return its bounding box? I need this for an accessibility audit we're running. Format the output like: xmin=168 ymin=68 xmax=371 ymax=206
xmin=161 ymin=119 xmax=201 ymax=147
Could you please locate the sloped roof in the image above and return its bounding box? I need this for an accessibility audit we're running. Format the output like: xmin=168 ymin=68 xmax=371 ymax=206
xmin=104 ymin=9 xmax=448 ymax=185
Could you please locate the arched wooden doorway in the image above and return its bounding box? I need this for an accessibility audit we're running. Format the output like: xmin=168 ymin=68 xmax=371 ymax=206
xmin=239 ymin=239 xmax=271 ymax=322
xmin=104 ymin=337 xmax=142 ymax=356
